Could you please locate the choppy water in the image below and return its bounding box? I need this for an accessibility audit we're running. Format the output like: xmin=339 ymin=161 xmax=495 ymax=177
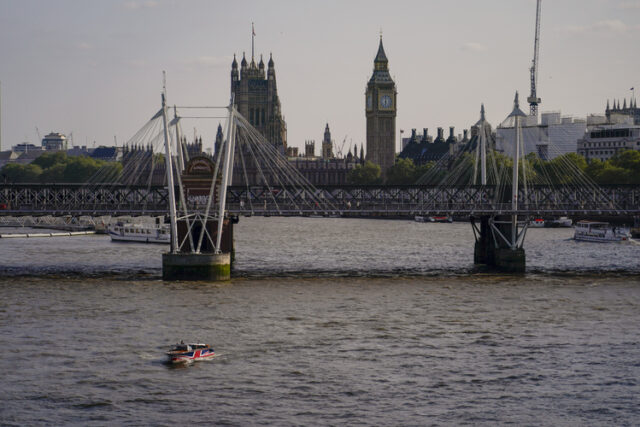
xmin=1 ymin=217 xmax=639 ymax=425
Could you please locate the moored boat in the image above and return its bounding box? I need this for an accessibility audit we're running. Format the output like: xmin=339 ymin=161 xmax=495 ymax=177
xmin=529 ymin=218 xmax=545 ymax=228
xmin=546 ymin=216 xmax=572 ymax=228
xmin=107 ymin=222 xmax=170 ymax=244
xmin=573 ymin=220 xmax=631 ymax=242
xmin=429 ymin=215 xmax=453 ymax=223
xmin=166 ymin=342 xmax=215 ymax=363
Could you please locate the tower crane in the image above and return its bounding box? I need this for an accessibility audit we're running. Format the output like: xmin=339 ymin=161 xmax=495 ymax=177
xmin=527 ymin=0 xmax=542 ymax=117
xmin=336 ymin=135 xmax=348 ymax=158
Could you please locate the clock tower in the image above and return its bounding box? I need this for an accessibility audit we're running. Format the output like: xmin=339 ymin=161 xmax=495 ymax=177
xmin=366 ymin=36 xmax=397 ymax=177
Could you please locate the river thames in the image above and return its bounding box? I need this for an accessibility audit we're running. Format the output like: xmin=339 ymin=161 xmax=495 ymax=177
xmin=1 ymin=217 xmax=639 ymax=425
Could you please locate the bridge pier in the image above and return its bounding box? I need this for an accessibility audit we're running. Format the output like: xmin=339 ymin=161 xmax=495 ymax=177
xmin=472 ymin=215 xmax=526 ymax=273
xmin=162 ymin=218 xmax=235 ymax=281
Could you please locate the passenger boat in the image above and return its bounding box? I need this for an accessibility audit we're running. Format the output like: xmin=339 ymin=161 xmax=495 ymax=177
xmin=107 ymin=222 xmax=170 ymax=244
xmin=529 ymin=218 xmax=545 ymax=228
xmin=166 ymin=342 xmax=215 ymax=363
xmin=573 ymin=221 xmax=631 ymax=242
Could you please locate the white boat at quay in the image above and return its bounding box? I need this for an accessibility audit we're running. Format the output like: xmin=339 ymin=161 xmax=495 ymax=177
xmin=546 ymin=216 xmax=573 ymax=228
xmin=107 ymin=222 xmax=170 ymax=244
xmin=415 ymin=215 xmax=453 ymax=223
xmin=573 ymin=221 xmax=631 ymax=242
xmin=530 ymin=218 xmax=545 ymax=228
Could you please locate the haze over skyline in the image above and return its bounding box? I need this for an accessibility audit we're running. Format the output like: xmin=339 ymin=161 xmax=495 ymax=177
xmin=0 ymin=0 xmax=638 ymax=154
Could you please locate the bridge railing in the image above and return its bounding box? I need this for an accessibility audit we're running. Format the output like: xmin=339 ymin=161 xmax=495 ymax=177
xmin=1 ymin=183 xmax=638 ymax=217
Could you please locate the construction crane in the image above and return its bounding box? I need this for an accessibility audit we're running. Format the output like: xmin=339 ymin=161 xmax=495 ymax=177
xmin=336 ymin=135 xmax=347 ymax=158
xmin=527 ymin=0 xmax=542 ymax=117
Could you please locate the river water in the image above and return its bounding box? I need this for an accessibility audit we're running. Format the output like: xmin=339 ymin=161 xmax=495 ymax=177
xmin=1 ymin=217 xmax=639 ymax=425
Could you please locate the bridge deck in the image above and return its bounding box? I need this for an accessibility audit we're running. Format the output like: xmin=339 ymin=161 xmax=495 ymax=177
xmin=0 ymin=184 xmax=638 ymax=218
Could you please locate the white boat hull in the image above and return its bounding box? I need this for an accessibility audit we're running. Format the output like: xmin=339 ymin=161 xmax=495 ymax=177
xmin=107 ymin=223 xmax=170 ymax=244
xmin=574 ymin=221 xmax=630 ymax=242
xmin=109 ymin=232 xmax=169 ymax=244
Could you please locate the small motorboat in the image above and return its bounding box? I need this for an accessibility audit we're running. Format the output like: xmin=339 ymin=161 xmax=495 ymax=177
xmin=166 ymin=342 xmax=215 ymax=363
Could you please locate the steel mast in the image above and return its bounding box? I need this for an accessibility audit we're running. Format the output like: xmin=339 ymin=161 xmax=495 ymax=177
xmin=527 ymin=0 xmax=542 ymax=117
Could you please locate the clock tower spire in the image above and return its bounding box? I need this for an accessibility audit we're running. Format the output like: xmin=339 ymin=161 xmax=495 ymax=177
xmin=366 ymin=36 xmax=397 ymax=178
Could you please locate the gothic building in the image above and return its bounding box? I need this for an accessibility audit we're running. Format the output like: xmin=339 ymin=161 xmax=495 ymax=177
xmin=399 ymin=127 xmax=469 ymax=165
xmin=605 ymin=98 xmax=639 ymax=125
xmin=231 ymin=52 xmax=287 ymax=152
xmin=366 ymin=37 xmax=397 ymax=177
xmin=322 ymin=123 xmax=333 ymax=159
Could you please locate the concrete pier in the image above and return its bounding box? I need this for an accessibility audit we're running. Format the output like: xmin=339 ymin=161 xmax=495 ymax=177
xmin=162 ymin=252 xmax=230 ymax=281
xmin=473 ymin=215 xmax=526 ymax=273
xmin=161 ymin=218 xmax=236 ymax=281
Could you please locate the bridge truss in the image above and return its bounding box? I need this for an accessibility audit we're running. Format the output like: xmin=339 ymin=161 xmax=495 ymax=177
xmin=1 ymin=184 xmax=638 ymax=218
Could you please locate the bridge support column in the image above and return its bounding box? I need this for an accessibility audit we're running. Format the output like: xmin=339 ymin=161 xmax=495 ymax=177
xmin=472 ymin=215 xmax=526 ymax=273
xmin=162 ymin=252 xmax=230 ymax=281
xmin=162 ymin=218 xmax=236 ymax=281
xmin=473 ymin=216 xmax=494 ymax=265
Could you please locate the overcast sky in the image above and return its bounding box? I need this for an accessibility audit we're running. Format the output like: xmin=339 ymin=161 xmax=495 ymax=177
xmin=0 ymin=0 xmax=639 ymax=154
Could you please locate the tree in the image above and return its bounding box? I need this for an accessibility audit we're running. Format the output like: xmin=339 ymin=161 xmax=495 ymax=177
xmin=32 ymin=151 xmax=68 ymax=170
xmin=386 ymin=158 xmax=416 ymax=185
xmin=596 ymin=165 xmax=630 ymax=184
xmin=1 ymin=163 xmax=43 ymax=183
xmin=347 ymin=161 xmax=382 ymax=185
xmin=39 ymin=164 xmax=66 ymax=183
xmin=62 ymin=156 xmax=104 ymax=182
xmin=96 ymin=162 xmax=123 ymax=183
xmin=609 ymin=149 xmax=640 ymax=183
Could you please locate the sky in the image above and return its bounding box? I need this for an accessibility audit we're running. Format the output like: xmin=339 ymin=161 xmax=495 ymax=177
xmin=0 ymin=0 xmax=639 ymax=155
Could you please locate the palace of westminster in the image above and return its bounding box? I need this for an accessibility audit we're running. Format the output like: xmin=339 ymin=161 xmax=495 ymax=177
xmin=5 ymin=36 xmax=639 ymax=186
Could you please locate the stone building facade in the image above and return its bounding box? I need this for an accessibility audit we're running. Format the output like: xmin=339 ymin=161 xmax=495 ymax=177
xmin=366 ymin=37 xmax=397 ymax=177
xmin=231 ymin=52 xmax=287 ymax=153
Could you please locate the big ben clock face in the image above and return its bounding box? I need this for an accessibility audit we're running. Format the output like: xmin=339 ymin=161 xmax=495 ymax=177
xmin=380 ymin=95 xmax=392 ymax=109
xmin=366 ymin=94 xmax=372 ymax=110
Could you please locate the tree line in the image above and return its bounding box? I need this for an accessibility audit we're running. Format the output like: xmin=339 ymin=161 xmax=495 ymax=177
xmin=1 ymin=152 xmax=122 ymax=184
xmin=347 ymin=149 xmax=640 ymax=185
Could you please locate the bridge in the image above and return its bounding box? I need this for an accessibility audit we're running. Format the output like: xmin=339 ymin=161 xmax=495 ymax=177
xmin=1 ymin=183 xmax=639 ymax=218
xmin=3 ymin=91 xmax=638 ymax=277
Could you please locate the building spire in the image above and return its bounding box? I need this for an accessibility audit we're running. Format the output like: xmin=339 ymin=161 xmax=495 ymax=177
xmin=251 ymin=22 xmax=255 ymax=63
xmin=508 ymin=91 xmax=527 ymax=118
xmin=480 ymin=103 xmax=486 ymax=121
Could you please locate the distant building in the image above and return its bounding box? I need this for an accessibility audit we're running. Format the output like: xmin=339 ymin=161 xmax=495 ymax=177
xmin=366 ymin=37 xmax=397 ymax=176
xmin=577 ymin=123 xmax=640 ymax=162
xmin=231 ymin=52 xmax=287 ymax=152
xmin=399 ymin=126 xmax=467 ymax=165
xmin=496 ymin=111 xmax=586 ymax=160
xmin=321 ymin=123 xmax=333 ymax=159
xmin=90 ymin=146 xmax=122 ymax=162
xmin=12 ymin=143 xmax=40 ymax=153
xmin=606 ymin=98 xmax=639 ymax=125
xmin=41 ymin=132 xmax=66 ymax=151
xmin=304 ymin=140 xmax=315 ymax=158
xmin=0 ymin=150 xmax=20 ymax=169
xmin=290 ymin=157 xmax=360 ymax=185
